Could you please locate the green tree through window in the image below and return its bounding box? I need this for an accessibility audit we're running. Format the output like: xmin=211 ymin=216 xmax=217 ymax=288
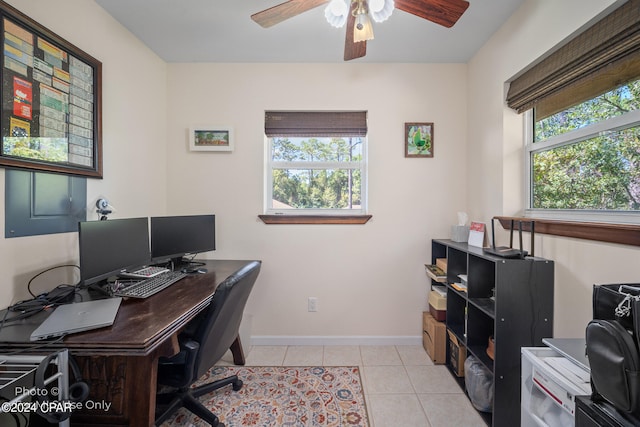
xmin=530 ymin=79 xmax=640 ymax=211
xmin=269 ymin=136 xmax=364 ymax=211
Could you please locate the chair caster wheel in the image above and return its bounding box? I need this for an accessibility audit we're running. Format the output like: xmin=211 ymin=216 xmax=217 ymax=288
xmin=232 ymin=379 xmax=243 ymax=391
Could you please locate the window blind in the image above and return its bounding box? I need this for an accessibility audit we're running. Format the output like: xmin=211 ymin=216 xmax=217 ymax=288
xmin=506 ymin=0 xmax=640 ymax=119
xmin=264 ymin=111 xmax=367 ymax=137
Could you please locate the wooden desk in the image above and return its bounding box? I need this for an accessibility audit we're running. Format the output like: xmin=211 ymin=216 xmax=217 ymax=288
xmin=0 ymin=259 xmax=255 ymax=427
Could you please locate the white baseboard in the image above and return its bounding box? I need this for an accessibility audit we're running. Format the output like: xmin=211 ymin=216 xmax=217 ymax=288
xmin=249 ymin=335 xmax=422 ymax=346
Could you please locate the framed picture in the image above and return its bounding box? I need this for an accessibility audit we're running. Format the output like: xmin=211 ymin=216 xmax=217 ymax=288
xmin=405 ymin=122 xmax=434 ymax=158
xmin=0 ymin=2 xmax=103 ymax=178
xmin=189 ymin=125 xmax=234 ymax=152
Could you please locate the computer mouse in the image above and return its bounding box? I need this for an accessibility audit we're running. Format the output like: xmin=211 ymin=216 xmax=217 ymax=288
xmin=197 ymin=268 xmax=207 ymax=274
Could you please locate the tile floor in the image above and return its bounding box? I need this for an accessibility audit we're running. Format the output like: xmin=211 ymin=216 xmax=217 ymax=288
xmin=218 ymin=345 xmax=486 ymax=427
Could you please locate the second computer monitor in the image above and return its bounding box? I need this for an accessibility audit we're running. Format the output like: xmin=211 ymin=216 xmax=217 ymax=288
xmin=150 ymin=214 xmax=216 ymax=265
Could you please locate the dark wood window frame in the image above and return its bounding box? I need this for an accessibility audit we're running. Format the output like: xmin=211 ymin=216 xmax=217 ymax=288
xmin=259 ymin=214 xmax=372 ymax=225
xmin=496 ymin=216 xmax=640 ymax=247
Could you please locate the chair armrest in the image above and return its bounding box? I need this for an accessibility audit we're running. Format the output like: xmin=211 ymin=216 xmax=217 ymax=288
xmin=157 ymin=339 xmax=201 ymax=388
xmin=179 ymin=339 xmax=200 ymax=375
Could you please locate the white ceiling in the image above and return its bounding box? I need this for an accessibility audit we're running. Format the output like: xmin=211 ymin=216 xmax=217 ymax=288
xmin=94 ymin=0 xmax=524 ymax=63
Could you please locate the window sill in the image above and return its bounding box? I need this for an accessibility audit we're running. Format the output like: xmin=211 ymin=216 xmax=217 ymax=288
xmin=495 ymin=216 xmax=640 ymax=247
xmin=258 ymin=215 xmax=372 ymax=225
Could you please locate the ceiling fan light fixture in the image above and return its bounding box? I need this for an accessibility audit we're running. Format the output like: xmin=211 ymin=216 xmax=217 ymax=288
xmin=324 ymin=0 xmax=348 ymax=28
xmin=354 ymin=12 xmax=374 ymax=42
xmin=369 ymin=0 xmax=394 ymax=23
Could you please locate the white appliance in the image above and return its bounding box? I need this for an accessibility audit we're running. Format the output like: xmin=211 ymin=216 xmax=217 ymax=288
xmin=522 ymin=339 xmax=591 ymax=427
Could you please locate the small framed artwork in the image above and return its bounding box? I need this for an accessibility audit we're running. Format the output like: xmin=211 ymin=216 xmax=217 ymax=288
xmin=189 ymin=125 xmax=234 ymax=151
xmin=405 ymin=122 xmax=434 ymax=158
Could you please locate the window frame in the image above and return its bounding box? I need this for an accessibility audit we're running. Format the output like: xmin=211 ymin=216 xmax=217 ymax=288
xmin=264 ymin=135 xmax=368 ymax=216
xmin=523 ymin=107 xmax=640 ymax=224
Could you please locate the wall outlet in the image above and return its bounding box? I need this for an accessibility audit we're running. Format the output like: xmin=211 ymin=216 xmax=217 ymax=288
xmin=308 ymin=297 xmax=318 ymax=312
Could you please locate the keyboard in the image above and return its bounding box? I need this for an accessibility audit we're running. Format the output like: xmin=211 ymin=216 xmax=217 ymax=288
xmin=113 ymin=270 xmax=187 ymax=298
xmin=120 ymin=265 xmax=169 ymax=279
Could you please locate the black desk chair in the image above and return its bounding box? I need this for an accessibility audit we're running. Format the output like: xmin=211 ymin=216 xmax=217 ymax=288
xmin=155 ymin=261 xmax=261 ymax=427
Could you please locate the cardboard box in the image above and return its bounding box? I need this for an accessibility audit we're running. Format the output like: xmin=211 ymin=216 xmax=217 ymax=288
xmin=428 ymin=290 xmax=446 ymax=321
xmin=448 ymin=329 xmax=466 ymax=377
xmin=422 ymin=312 xmax=446 ymax=364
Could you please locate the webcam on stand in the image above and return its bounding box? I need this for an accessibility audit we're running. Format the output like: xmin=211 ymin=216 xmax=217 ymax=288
xmin=96 ymin=198 xmax=112 ymax=220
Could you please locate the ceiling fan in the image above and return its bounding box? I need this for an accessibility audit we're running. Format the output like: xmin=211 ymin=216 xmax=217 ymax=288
xmin=251 ymin=0 xmax=470 ymax=61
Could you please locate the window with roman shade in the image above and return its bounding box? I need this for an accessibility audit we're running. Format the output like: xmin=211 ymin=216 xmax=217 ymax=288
xmin=261 ymin=111 xmax=370 ymax=224
xmin=506 ymin=0 xmax=640 ymax=246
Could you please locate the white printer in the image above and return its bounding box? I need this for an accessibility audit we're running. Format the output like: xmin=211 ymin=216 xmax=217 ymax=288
xmin=521 ymin=338 xmax=591 ymax=427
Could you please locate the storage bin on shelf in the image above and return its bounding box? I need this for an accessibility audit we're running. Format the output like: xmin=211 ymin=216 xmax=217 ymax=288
xmin=448 ymin=329 xmax=466 ymax=377
xmin=428 ymin=289 xmax=446 ymax=321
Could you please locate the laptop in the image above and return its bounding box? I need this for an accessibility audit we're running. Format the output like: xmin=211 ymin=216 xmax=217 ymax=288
xmin=30 ymin=297 xmax=122 ymax=341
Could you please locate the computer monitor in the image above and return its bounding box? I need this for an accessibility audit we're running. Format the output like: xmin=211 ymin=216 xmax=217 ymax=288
xmin=78 ymin=217 xmax=151 ymax=286
xmin=150 ymin=214 xmax=216 ymax=265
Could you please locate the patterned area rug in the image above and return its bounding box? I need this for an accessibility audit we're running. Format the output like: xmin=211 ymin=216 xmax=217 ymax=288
xmin=160 ymin=366 xmax=369 ymax=427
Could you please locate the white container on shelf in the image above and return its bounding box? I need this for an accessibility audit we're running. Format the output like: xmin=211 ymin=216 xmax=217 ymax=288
xmin=521 ymin=347 xmax=591 ymax=427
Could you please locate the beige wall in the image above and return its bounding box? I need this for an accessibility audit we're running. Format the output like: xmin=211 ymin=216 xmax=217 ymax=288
xmin=166 ymin=63 xmax=468 ymax=343
xmin=1 ymin=0 xmax=635 ymax=344
xmin=467 ymin=0 xmax=640 ymax=338
xmin=0 ymin=0 xmax=167 ymax=305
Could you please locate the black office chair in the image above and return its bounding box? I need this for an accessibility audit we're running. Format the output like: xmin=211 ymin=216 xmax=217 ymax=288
xmin=155 ymin=261 xmax=261 ymax=427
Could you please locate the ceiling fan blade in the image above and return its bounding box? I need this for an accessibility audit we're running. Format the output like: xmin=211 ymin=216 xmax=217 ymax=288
xmin=344 ymin=4 xmax=366 ymax=61
xmin=251 ymin=0 xmax=330 ymax=28
xmin=395 ymin=0 xmax=469 ymax=28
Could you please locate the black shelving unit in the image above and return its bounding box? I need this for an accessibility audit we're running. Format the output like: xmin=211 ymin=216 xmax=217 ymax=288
xmin=430 ymin=239 xmax=554 ymax=427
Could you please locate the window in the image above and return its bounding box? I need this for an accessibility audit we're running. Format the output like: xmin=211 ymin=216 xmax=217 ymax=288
xmin=526 ymin=79 xmax=640 ymax=217
xmin=264 ymin=111 xmax=367 ymax=216
xmin=507 ymin=0 xmax=640 ymax=223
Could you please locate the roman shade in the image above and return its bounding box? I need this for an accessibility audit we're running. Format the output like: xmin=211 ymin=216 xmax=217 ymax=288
xmin=264 ymin=111 xmax=367 ymax=137
xmin=506 ymin=0 xmax=640 ymax=119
